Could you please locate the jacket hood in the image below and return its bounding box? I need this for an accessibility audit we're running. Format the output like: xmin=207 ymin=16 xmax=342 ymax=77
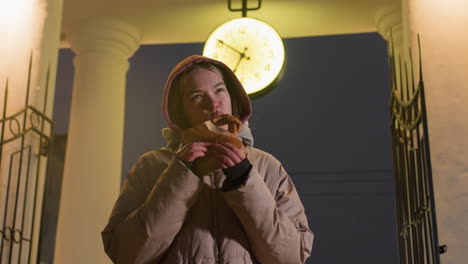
xmin=162 ymin=55 xmax=252 ymax=135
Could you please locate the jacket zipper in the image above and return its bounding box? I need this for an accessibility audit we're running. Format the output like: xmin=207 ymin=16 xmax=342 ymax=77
xmin=211 ymin=174 xmax=221 ymax=264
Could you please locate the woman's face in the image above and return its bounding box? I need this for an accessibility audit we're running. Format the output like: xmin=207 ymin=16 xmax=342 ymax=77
xmin=181 ymin=68 xmax=232 ymax=129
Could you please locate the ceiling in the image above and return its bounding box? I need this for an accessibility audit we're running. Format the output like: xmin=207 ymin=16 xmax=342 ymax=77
xmin=60 ymin=0 xmax=397 ymax=47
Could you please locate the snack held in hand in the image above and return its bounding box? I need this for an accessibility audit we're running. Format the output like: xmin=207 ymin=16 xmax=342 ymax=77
xmin=181 ymin=114 xmax=244 ymax=175
xmin=181 ymin=114 xmax=243 ymax=148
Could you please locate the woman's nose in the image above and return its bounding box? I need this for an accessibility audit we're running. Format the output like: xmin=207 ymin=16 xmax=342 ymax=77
xmin=205 ymin=95 xmax=220 ymax=110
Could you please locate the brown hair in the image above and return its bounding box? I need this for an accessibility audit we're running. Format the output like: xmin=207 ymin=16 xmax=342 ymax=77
xmin=168 ymin=62 xmax=241 ymax=129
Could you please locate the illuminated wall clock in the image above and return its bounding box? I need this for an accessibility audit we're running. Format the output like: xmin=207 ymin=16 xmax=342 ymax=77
xmin=203 ymin=17 xmax=285 ymax=96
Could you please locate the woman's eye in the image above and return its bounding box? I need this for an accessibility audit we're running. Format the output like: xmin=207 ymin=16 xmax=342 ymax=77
xmin=216 ymin=87 xmax=226 ymax=93
xmin=191 ymin=94 xmax=203 ymax=101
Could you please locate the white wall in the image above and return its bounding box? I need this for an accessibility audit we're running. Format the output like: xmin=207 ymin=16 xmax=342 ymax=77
xmin=0 ymin=0 xmax=62 ymax=262
xmin=405 ymin=0 xmax=468 ymax=263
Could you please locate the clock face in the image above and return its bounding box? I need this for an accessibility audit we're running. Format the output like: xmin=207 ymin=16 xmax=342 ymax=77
xmin=203 ymin=18 xmax=285 ymax=95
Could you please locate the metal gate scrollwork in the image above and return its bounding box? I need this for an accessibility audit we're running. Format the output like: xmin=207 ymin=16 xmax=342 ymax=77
xmin=0 ymin=55 xmax=54 ymax=264
xmin=388 ymin=35 xmax=445 ymax=264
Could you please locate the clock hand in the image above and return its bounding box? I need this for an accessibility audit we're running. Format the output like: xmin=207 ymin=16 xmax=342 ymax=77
xmin=233 ymin=57 xmax=242 ymax=73
xmin=217 ymin=39 xmax=244 ymax=55
xmin=233 ymin=47 xmax=251 ymax=73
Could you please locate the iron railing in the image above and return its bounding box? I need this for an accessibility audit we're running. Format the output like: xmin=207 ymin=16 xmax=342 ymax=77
xmin=0 ymin=55 xmax=54 ymax=263
xmin=389 ymin=36 xmax=445 ymax=264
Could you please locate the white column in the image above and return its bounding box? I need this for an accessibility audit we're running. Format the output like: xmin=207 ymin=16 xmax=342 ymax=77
xmin=403 ymin=0 xmax=468 ymax=263
xmin=54 ymin=19 xmax=140 ymax=264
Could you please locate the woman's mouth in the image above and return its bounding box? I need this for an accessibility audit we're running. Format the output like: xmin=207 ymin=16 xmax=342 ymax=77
xmin=211 ymin=111 xmax=223 ymax=119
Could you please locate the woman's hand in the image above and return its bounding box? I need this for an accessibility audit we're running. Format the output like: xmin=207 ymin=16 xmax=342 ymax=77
xmin=178 ymin=142 xmax=246 ymax=175
xmin=210 ymin=142 xmax=246 ymax=169
xmin=176 ymin=142 xmax=213 ymax=162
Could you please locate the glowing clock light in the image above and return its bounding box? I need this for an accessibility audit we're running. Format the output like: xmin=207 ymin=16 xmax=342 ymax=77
xmin=203 ymin=17 xmax=285 ymax=96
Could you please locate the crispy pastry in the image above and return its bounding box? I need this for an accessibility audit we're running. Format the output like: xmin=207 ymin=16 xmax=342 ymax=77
xmin=211 ymin=114 xmax=242 ymax=135
xmin=180 ymin=114 xmax=245 ymax=176
xmin=181 ymin=114 xmax=243 ymax=148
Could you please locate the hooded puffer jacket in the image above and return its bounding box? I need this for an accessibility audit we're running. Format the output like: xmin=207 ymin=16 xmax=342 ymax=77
xmin=101 ymin=55 xmax=314 ymax=264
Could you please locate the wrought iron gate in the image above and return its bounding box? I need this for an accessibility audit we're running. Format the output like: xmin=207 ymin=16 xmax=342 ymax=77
xmin=389 ymin=36 xmax=445 ymax=264
xmin=0 ymin=56 xmax=54 ymax=263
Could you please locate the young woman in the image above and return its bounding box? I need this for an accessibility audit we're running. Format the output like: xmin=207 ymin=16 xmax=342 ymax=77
xmin=102 ymin=55 xmax=313 ymax=264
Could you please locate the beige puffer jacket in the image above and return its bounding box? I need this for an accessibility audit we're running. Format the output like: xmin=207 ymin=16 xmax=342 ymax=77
xmin=101 ymin=56 xmax=313 ymax=263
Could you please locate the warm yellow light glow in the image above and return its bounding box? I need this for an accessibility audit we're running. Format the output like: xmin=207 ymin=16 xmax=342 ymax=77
xmin=203 ymin=18 xmax=285 ymax=95
xmin=0 ymin=0 xmax=33 ymax=27
xmin=0 ymin=0 xmax=35 ymax=82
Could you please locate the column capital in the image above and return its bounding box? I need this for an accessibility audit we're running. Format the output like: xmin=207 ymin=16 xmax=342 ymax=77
xmin=375 ymin=4 xmax=403 ymax=45
xmin=67 ymin=19 xmax=141 ymax=59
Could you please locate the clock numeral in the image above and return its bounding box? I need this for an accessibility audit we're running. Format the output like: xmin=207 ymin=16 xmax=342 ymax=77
xmin=254 ymin=73 xmax=261 ymax=80
xmin=224 ymin=31 xmax=233 ymax=40
xmin=265 ymin=64 xmax=271 ymax=71
xmin=264 ymin=41 xmax=269 ymax=47
xmin=213 ymin=52 xmax=218 ymax=59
